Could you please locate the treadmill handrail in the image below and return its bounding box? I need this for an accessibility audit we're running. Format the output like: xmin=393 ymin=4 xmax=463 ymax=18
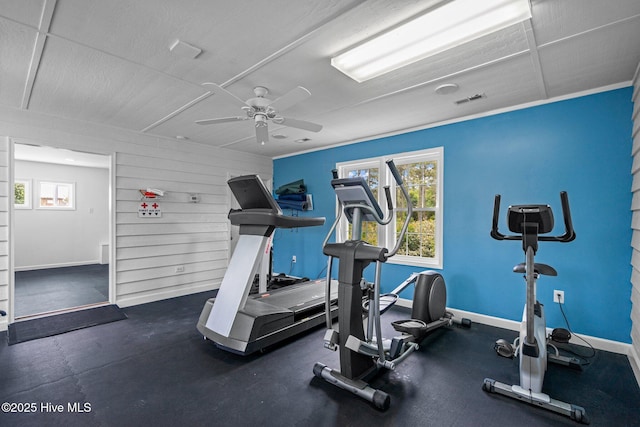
xmin=229 ymin=210 xmax=325 ymax=228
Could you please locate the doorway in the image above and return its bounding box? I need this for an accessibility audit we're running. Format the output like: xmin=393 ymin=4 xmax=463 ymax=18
xmin=12 ymin=143 xmax=112 ymax=319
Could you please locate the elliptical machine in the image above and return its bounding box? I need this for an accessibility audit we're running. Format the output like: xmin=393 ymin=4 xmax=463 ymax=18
xmin=313 ymin=160 xmax=469 ymax=410
xmin=482 ymin=192 xmax=589 ymax=424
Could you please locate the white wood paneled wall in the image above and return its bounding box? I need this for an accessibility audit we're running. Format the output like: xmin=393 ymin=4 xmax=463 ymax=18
xmin=0 ymin=106 xmax=272 ymax=328
xmin=630 ymin=62 xmax=640 ymax=384
xmin=0 ymin=138 xmax=8 ymax=325
xmin=115 ymin=151 xmax=231 ymax=306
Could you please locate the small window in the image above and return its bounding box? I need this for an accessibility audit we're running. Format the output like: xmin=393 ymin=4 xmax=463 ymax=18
xmin=14 ymin=179 xmax=32 ymax=209
xmin=336 ymin=147 xmax=443 ymax=269
xmin=38 ymin=181 xmax=75 ymax=209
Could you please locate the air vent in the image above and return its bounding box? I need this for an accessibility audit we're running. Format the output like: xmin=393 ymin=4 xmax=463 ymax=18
xmin=455 ymin=93 xmax=486 ymax=105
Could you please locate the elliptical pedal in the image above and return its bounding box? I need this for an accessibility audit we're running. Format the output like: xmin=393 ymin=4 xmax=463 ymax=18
xmin=391 ymin=319 xmax=428 ymax=339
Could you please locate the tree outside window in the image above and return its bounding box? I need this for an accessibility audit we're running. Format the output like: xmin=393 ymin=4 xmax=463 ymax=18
xmin=336 ymin=147 xmax=443 ymax=269
xmin=14 ymin=179 xmax=31 ymax=209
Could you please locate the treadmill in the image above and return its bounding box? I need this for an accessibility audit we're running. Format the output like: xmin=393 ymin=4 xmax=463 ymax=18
xmin=197 ymin=174 xmax=338 ymax=355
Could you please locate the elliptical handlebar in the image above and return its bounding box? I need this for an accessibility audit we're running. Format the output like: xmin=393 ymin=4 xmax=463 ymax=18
xmin=490 ymin=191 xmax=576 ymax=243
xmin=385 ymin=160 xmax=412 ymax=258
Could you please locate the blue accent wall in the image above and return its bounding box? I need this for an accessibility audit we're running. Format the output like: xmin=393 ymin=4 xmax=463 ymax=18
xmin=273 ymin=88 xmax=634 ymax=343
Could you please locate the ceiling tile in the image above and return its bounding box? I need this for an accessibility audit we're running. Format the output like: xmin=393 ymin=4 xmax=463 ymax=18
xmin=0 ymin=18 xmax=38 ymax=108
xmin=28 ymin=37 xmax=206 ymax=130
xmin=48 ymin=0 xmax=364 ymax=84
xmin=539 ymin=16 xmax=640 ymax=97
xmin=532 ymin=0 xmax=640 ymax=46
xmin=0 ymin=0 xmax=45 ymax=27
xmin=3 ymin=0 xmax=639 ymax=158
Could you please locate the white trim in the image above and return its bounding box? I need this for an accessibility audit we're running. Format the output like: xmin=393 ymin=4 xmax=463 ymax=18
xmin=7 ymin=138 xmax=15 ymax=324
xmin=13 ymin=178 xmax=32 ymax=209
xmin=335 ymin=147 xmax=443 ymax=268
xmin=116 ymin=280 xmax=220 ymax=308
xmin=36 ymin=180 xmax=76 ymax=210
xmin=396 ymin=297 xmax=633 ymax=356
xmin=629 ymin=343 xmax=640 ymax=388
xmin=273 ymin=81 xmax=631 ymax=160
xmin=14 ymin=260 xmax=102 ymax=272
xmin=109 ymin=153 xmax=116 ymax=305
xmin=384 ymin=147 xmax=443 ymax=269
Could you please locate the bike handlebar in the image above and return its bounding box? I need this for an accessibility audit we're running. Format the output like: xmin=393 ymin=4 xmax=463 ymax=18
xmin=490 ymin=191 xmax=576 ymax=243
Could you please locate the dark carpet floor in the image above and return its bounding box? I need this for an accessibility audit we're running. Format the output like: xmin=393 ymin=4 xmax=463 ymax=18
xmin=0 ymin=291 xmax=638 ymax=426
xmin=14 ymin=264 xmax=109 ymax=317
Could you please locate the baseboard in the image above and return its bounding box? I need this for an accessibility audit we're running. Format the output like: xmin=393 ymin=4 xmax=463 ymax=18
xmin=397 ymin=298 xmax=632 ymax=356
xmin=116 ymin=281 xmax=220 ymax=308
xmin=14 ymin=260 xmax=102 ymax=272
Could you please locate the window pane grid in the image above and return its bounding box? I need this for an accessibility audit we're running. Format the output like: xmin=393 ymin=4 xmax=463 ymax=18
xmin=345 ymin=167 xmax=380 ymax=244
xmin=336 ymin=147 xmax=442 ymax=268
xmin=38 ymin=181 xmax=75 ymax=209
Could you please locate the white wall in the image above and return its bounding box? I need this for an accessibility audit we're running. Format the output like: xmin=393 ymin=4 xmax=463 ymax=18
xmin=0 ymin=138 xmax=8 ymax=323
xmin=14 ymin=160 xmax=109 ymax=270
xmin=630 ymin=62 xmax=640 ymax=384
xmin=0 ymin=105 xmax=272 ymax=328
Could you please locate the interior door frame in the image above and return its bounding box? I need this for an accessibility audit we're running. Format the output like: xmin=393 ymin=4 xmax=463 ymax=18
xmin=8 ymin=138 xmax=115 ymax=322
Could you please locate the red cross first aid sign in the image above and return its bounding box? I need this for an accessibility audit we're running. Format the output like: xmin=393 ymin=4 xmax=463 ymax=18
xmin=138 ymin=201 xmax=162 ymax=217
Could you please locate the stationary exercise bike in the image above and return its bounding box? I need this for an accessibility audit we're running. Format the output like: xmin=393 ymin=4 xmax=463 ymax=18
xmin=482 ymin=192 xmax=589 ymax=424
xmin=313 ymin=160 xmax=469 ymax=410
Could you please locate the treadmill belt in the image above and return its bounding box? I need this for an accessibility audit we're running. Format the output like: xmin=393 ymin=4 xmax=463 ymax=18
xmin=251 ymin=279 xmax=337 ymax=320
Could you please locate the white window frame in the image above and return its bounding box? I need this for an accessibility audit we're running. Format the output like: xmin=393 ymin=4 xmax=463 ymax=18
xmin=335 ymin=147 xmax=443 ymax=269
xmin=37 ymin=180 xmax=76 ymax=210
xmin=14 ymin=179 xmax=32 ymax=209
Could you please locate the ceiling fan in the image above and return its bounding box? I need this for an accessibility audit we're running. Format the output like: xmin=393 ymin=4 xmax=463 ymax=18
xmin=196 ymin=83 xmax=323 ymax=145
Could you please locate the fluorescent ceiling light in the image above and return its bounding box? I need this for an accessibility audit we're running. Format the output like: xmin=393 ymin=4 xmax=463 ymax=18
xmin=331 ymin=0 xmax=532 ymax=82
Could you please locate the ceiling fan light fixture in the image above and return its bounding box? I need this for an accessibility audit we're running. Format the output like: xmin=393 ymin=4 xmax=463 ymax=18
xmin=331 ymin=0 xmax=531 ymax=82
xmin=254 ymin=114 xmax=268 ymax=127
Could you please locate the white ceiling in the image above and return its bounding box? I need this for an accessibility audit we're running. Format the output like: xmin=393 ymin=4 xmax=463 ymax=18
xmin=2 ymin=0 xmax=639 ymax=159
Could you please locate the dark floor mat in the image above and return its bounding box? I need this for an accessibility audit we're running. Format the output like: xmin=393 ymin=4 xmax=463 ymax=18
xmin=7 ymin=304 xmax=127 ymax=345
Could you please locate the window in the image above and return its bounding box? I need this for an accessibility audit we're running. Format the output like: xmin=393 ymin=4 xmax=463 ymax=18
xmin=37 ymin=181 xmax=75 ymax=209
xmin=336 ymin=147 xmax=443 ymax=268
xmin=14 ymin=179 xmax=31 ymax=209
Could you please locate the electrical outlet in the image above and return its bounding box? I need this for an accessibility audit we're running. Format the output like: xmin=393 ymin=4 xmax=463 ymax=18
xmin=553 ymin=290 xmax=564 ymax=304
xmin=175 ymin=265 xmax=185 ymax=273
xmin=292 ymin=255 xmax=297 ymax=263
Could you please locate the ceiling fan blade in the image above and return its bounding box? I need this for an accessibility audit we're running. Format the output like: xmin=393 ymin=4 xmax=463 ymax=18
xmin=255 ymin=124 xmax=269 ymax=145
xmin=202 ymin=82 xmax=249 ymax=108
xmin=195 ymin=116 xmax=248 ymax=125
xmin=268 ymin=86 xmax=311 ymax=112
xmin=278 ymin=117 xmax=323 ymax=132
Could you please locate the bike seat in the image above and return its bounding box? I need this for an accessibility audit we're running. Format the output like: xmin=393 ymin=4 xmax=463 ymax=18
xmin=513 ymin=262 xmax=557 ymax=276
